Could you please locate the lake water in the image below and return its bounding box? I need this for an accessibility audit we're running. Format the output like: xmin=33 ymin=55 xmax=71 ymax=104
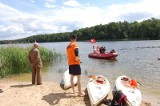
xmin=1 ymin=40 xmax=160 ymax=101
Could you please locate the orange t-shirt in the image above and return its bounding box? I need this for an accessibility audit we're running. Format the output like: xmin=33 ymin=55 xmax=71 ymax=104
xmin=66 ymin=42 xmax=80 ymax=65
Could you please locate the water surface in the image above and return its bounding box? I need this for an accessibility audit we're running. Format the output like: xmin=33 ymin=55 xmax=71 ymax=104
xmin=1 ymin=40 xmax=160 ymax=100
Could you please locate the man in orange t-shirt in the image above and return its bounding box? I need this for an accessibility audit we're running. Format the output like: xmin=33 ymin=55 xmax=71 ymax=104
xmin=66 ymin=34 xmax=85 ymax=96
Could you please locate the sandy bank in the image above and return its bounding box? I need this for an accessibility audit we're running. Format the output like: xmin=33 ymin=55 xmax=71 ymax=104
xmin=0 ymin=80 xmax=155 ymax=106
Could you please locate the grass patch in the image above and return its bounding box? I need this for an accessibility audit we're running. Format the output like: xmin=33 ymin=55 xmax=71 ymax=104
xmin=0 ymin=46 xmax=62 ymax=77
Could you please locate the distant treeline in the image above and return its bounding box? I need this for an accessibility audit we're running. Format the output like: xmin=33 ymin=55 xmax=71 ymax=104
xmin=1 ymin=18 xmax=160 ymax=44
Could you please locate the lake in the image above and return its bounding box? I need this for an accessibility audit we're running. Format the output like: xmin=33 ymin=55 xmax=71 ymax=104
xmin=1 ymin=40 xmax=160 ymax=100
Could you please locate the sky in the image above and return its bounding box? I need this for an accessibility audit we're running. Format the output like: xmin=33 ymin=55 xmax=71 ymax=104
xmin=0 ymin=0 xmax=160 ymax=40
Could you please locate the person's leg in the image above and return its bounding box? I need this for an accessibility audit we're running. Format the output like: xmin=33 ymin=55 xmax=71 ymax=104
xmin=0 ymin=89 xmax=3 ymax=93
xmin=70 ymin=74 xmax=76 ymax=93
xmin=32 ymin=66 xmax=36 ymax=84
xmin=36 ymin=67 xmax=42 ymax=85
xmin=77 ymin=75 xmax=85 ymax=96
xmin=77 ymin=75 xmax=81 ymax=93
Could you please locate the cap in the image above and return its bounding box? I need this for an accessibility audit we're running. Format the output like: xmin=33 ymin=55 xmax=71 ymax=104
xmin=34 ymin=41 xmax=39 ymax=46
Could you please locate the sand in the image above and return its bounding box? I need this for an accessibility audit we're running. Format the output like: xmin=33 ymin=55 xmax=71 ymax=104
xmin=0 ymin=79 xmax=157 ymax=106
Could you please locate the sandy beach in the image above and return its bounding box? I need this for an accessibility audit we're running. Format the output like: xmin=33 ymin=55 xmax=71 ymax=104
xmin=0 ymin=79 xmax=157 ymax=106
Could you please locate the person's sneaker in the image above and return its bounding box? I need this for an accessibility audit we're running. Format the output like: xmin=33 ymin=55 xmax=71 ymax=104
xmin=0 ymin=89 xmax=3 ymax=93
xmin=37 ymin=83 xmax=42 ymax=85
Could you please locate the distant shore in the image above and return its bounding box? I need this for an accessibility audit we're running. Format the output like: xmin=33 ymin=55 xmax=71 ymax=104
xmin=0 ymin=79 xmax=157 ymax=106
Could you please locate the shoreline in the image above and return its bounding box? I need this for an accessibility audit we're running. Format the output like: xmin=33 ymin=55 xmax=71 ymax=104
xmin=0 ymin=79 xmax=157 ymax=106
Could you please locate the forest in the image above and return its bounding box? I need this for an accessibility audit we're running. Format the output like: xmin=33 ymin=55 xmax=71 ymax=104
xmin=0 ymin=18 xmax=160 ymax=44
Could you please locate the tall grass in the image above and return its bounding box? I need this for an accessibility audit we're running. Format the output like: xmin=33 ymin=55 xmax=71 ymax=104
xmin=0 ymin=46 xmax=62 ymax=77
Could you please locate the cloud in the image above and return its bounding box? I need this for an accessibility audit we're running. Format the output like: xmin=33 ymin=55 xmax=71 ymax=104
xmin=44 ymin=0 xmax=56 ymax=8
xmin=0 ymin=2 xmax=56 ymax=40
xmin=0 ymin=25 xmax=31 ymax=40
xmin=44 ymin=3 xmax=56 ymax=8
xmin=30 ymin=0 xmax=35 ymax=3
xmin=63 ymin=0 xmax=80 ymax=7
xmin=46 ymin=0 xmax=55 ymax=3
xmin=119 ymin=12 xmax=152 ymax=22
xmin=104 ymin=0 xmax=160 ymax=22
xmin=0 ymin=0 xmax=160 ymax=40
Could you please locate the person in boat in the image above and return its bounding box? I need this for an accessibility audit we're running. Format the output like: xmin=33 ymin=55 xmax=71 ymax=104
xmin=66 ymin=34 xmax=85 ymax=97
xmin=96 ymin=46 xmax=100 ymax=52
xmin=93 ymin=45 xmax=100 ymax=53
xmin=103 ymin=46 xmax=106 ymax=53
xmin=99 ymin=47 xmax=101 ymax=53
xmin=99 ymin=46 xmax=106 ymax=54
xmin=110 ymin=49 xmax=115 ymax=53
xmin=93 ymin=45 xmax=97 ymax=53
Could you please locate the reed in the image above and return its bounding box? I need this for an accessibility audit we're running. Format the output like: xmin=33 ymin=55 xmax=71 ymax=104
xmin=0 ymin=46 xmax=61 ymax=77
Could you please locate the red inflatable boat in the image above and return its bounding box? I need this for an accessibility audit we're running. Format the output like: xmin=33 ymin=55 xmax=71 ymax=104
xmin=88 ymin=52 xmax=118 ymax=59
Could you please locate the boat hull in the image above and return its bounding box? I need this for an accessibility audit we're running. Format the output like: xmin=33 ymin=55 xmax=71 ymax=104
xmin=115 ymin=75 xmax=142 ymax=106
xmin=63 ymin=70 xmax=77 ymax=90
xmin=87 ymin=75 xmax=110 ymax=106
xmin=88 ymin=52 xmax=118 ymax=59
